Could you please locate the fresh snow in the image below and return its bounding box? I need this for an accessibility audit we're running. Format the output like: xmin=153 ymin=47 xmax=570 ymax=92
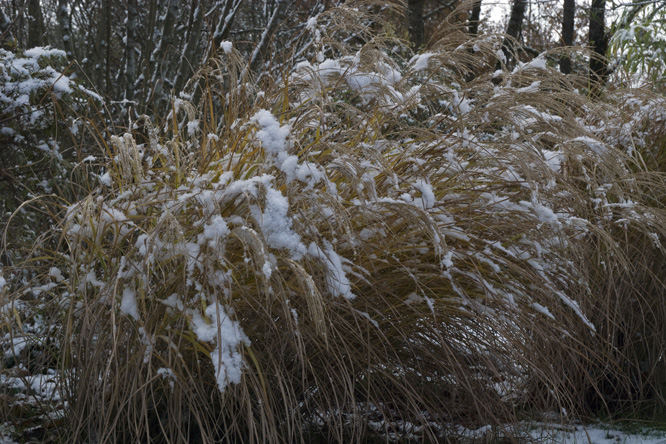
xmin=529 ymin=424 xmax=666 ymax=443
xmin=23 ymin=46 xmax=66 ymax=60
xmin=219 ymin=41 xmax=233 ymax=54
xmin=190 ymin=302 xmax=249 ymax=392
xmin=308 ymin=241 xmax=356 ymax=300
xmin=251 ymin=187 xmax=307 ymax=260
xmin=409 ymin=52 xmax=435 ymax=71
xmin=252 ymin=109 xmax=290 ymax=155
xmin=120 ymin=286 xmax=139 ymax=320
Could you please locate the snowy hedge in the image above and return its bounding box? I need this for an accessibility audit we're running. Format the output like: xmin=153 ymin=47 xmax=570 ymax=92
xmin=0 ymin=46 xmax=100 ymax=252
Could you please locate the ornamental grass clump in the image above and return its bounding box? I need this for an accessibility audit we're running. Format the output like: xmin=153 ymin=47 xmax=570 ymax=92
xmin=2 ymin=2 xmax=666 ymax=443
xmin=560 ymin=87 xmax=666 ymax=417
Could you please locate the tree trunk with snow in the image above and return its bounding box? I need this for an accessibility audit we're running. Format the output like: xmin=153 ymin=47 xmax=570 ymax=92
xmin=0 ymin=8 xmax=14 ymax=49
xmin=588 ymin=0 xmax=608 ymax=91
xmin=468 ymin=0 xmax=482 ymax=35
xmin=151 ymin=0 xmax=180 ymax=108
xmin=560 ymin=0 xmax=575 ymax=74
xmin=124 ymin=0 xmax=138 ymax=102
xmin=105 ymin=0 xmax=112 ymax=95
xmin=137 ymin=0 xmax=158 ymax=111
xmin=58 ymin=0 xmax=73 ymax=59
xmin=249 ymin=0 xmax=289 ymax=73
xmin=407 ymin=0 xmax=425 ymax=50
xmin=27 ymin=0 xmax=44 ymax=48
xmin=174 ymin=1 xmax=203 ymax=93
xmin=213 ymin=0 xmax=243 ymax=52
xmin=497 ymin=0 xmax=526 ymax=69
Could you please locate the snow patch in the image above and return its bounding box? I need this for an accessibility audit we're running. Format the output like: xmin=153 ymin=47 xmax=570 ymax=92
xmin=219 ymin=41 xmax=233 ymax=54
xmin=120 ymin=286 xmax=139 ymax=320
xmin=308 ymin=241 xmax=356 ymax=300
xmin=190 ymin=302 xmax=249 ymax=393
xmin=409 ymin=52 xmax=435 ymax=71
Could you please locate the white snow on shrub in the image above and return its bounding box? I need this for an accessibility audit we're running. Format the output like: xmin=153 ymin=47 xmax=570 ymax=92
xmin=252 ymin=109 xmax=290 ymax=155
xmin=120 ymin=286 xmax=139 ymax=320
xmin=252 ymin=187 xmax=307 ymax=260
xmin=190 ymin=302 xmax=249 ymax=392
xmin=409 ymin=52 xmax=435 ymax=71
xmin=219 ymin=41 xmax=233 ymax=54
xmin=571 ymin=136 xmax=608 ymax=155
xmin=48 ymin=267 xmax=64 ymax=282
xmin=413 ymin=179 xmax=436 ymax=209
xmin=201 ymin=215 xmax=230 ymax=248
xmin=308 ymin=241 xmax=356 ymax=300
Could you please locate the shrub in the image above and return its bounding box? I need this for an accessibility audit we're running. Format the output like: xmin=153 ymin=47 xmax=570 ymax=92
xmin=0 ymin=46 xmax=101 ymax=259
xmin=2 ymin=3 xmax=666 ymax=443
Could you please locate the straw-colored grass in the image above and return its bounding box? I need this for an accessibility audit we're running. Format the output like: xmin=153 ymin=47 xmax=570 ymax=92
xmin=2 ymin=2 xmax=666 ymax=443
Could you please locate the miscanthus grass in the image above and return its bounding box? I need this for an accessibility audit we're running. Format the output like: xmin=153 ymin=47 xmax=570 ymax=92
xmin=1 ymin=2 xmax=666 ymax=442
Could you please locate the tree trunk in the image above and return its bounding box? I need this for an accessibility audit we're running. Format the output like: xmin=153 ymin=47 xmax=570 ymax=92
xmin=0 ymin=8 xmax=15 ymax=49
xmin=139 ymin=0 xmax=158 ymax=110
xmin=213 ymin=0 xmax=243 ymax=50
xmin=174 ymin=0 xmax=203 ymax=93
xmin=249 ymin=0 xmax=289 ymax=73
xmin=560 ymin=0 xmax=575 ymax=74
xmin=58 ymin=0 xmax=73 ymax=59
xmin=27 ymin=0 xmax=44 ymax=48
xmin=497 ymin=0 xmax=526 ymax=69
xmin=86 ymin=1 xmax=107 ymax=97
xmin=105 ymin=0 xmax=111 ymax=95
xmin=15 ymin=0 xmax=24 ymax=48
xmin=468 ymin=0 xmax=482 ymax=35
xmin=505 ymin=0 xmax=526 ymax=42
xmin=125 ymin=0 xmax=138 ymax=102
xmin=589 ymin=0 xmax=608 ymax=91
xmin=151 ymin=0 xmax=180 ymax=108
xmin=407 ymin=0 xmax=425 ymax=50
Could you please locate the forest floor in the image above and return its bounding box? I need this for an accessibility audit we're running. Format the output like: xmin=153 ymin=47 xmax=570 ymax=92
xmin=3 ymin=420 xmax=666 ymax=443
xmin=461 ymin=422 xmax=666 ymax=443
xmin=541 ymin=425 xmax=666 ymax=443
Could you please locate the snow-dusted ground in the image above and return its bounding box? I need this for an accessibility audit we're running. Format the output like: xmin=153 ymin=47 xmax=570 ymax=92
xmin=3 ymin=423 xmax=666 ymax=444
xmin=530 ymin=424 xmax=666 ymax=444
xmin=462 ymin=422 xmax=666 ymax=443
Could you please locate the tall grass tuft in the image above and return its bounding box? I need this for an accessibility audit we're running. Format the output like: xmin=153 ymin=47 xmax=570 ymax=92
xmin=566 ymin=87 xmax=666 ymax=418
xmin=2 ymin=2 xmax=666 ymax=442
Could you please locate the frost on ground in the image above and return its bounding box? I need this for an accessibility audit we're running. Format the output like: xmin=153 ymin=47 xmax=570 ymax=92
xmin=530 ymin=424 xmax=666 ymax=444
xmin=458 ymin=423 xmax=666 ymax=443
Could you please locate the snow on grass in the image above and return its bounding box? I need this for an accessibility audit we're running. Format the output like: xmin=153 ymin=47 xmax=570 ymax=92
xmin=201 ymin=215 xmax=230 ymax=248
xmin=190 ymin=302 xmax=249 ymax=392
xmin=252 ymin=109 xmax=291 ymax=155
xmin=219 ymin=41 xmax=233 ymax=54
xmin=572 ymin=136 xmax=608 ymax=155
xmin=251 ymin=109 xmax=302 ymax=182
xmin=120 ymin=286 xmax=139 ymax=320
xmin=308 ymin=241 xmax=356 ymax=300
xmin=413 ymin=179 xmax=436 ymax=210
xmin=23 ymin=47 xmax=67 ymax=60
xmin=0 ymin=270 xmax=6 ymax=293
xmin=251 ymin=187 xmax=307 ymax=260
xmin=4 ymin=20 xmax=666 ymax=443
xmin=409 ymin=52 xmax=435 ymax=71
